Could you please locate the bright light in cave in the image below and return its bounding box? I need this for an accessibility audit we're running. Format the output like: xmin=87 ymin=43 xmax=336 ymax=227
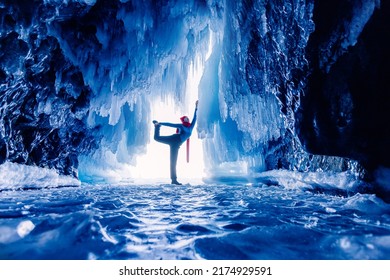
xmin=132 ymin=62 xmax=206 ymax=184
xmin=77 ymin=32 xmax=215 ymax=185
xmin=131 ymin=31 xmax=215 ymax=184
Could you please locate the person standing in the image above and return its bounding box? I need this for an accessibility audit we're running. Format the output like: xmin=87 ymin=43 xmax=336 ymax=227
xmin=152 ymin=100 xmax=198 ymax=185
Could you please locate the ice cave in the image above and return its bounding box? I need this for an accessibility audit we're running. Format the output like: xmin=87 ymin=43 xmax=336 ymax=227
xmin=0 ymin=0 xmax=389 ymax=260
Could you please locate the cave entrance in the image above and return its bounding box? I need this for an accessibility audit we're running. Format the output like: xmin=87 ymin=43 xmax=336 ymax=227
xmin=132 ymin=32 xmax=214 ymax=184
xmin=132 ymin=65 xmax=205 ymax=184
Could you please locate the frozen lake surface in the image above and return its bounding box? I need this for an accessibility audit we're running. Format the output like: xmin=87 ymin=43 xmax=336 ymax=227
xmin=1 ymin=171 xmax=390 ymax=260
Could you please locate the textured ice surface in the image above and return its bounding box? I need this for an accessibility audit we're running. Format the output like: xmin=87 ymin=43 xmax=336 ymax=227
xmin=0 ymin=162 xmax=80 ymax=190
xmin=1 ymin=172 xmax=389 ymax=260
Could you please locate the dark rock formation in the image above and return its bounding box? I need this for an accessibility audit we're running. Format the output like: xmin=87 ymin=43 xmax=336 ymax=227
xmin=298 ymin=0 xmax=390 ymax=173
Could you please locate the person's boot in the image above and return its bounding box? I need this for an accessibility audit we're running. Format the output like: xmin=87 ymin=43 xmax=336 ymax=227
xmin=171 ymin=180 xmax=182 ymax=185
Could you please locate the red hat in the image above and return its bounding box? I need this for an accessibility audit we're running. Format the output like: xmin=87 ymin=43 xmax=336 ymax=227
xmin=180 ymin=116 xmax=191 ymax=127
xmin=180 ymin=116 xmax=189 ymax=122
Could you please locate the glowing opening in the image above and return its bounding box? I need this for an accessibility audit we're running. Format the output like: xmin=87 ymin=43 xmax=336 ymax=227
xmin=131 ymin=30 xmax=215 ymax=184
xmin=132 ymin=62 xmax=206 ymax=184
xmin=78 ymin=31 xmax=214 ymax=185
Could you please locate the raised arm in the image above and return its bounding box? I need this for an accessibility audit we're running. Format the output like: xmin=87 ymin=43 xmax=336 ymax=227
xmin=190 ymin=100 xmax=198 ymax=129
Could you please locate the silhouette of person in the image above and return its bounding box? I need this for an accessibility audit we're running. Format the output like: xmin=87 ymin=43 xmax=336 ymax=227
xmin=152 ymin=100 xmax=198 ymax=185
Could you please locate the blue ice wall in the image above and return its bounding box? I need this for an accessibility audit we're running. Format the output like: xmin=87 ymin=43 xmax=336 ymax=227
xmin=198 ymin=0 xmax=315 ymax=179
xmin=1 ymin=0 xmax=388 ymax=184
